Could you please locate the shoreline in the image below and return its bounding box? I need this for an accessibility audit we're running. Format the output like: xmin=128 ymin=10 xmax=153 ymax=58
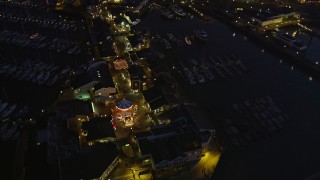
xmin=199 ymin=7 xmax=320 ymax=80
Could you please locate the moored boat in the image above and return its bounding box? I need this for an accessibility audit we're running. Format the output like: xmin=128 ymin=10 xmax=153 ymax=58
xmin=184 ymin=36 xmax=192 ymax=45
xmin=194 ymin=30 xmax=208 ymax=42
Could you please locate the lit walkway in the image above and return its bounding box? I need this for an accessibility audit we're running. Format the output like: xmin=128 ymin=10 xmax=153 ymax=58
xmin=170 ymin=138 xmax=221 ymax=180
xmin=107 ymin=161 xmax=152 ymax=180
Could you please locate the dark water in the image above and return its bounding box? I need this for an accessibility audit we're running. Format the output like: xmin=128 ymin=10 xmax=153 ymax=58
xmin=139 ymin=11 xmax=320 ymax=180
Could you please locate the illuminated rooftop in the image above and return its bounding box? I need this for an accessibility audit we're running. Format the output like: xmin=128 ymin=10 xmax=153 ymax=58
xmin=113 ymin=59 xmax=128 ymax=70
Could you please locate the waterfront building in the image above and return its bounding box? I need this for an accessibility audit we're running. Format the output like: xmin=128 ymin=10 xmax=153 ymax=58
xmin=94 ymin=87 xmax=117 ymax=103
xmin=123 ymin=11 xmax=141 ymax=26
xmin=127 ymin=34 xmax=148 ymax=51
xmin=247 ymin=7 xmax=300 ymax=29
xmin=73 ymin=80 xmax=100 ymax=100
xmin=136 ymin=106 xmax=214 ymax=170
xmin=143 ymin=85 xmax=178 ymax=113
xmin=81 ymin=117 xmax=117 ymax=146
xmin=298 ymin=0 xmax=320 ymax=3
xmin=55 ymin=108 xmax=119 ymax=179
xmin=114 ymin=17 xmax=131 ymax=33
xmin=73 ymin=61 xmax=115 ymax=101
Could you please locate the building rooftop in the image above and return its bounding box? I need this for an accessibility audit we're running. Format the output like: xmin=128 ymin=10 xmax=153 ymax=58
xmin=71 ymin=73 xmax=94 ymax=90
xmin=129 ymin=64 xmax=145 ymax=80
xmin=123 ymin=0 xmax=141 ymax=7
xmin=143 ymin=86 xmax=170 ymax=110
xmin=127 ymin=35 xmax=144 ymax=48
xmin=67 ymin=143 xmax=118 ymax=180
xmin=114 ymin=16 xmax=129 ymax=25
xmin=99 ymin=38 xmax=116 ymax=57
xmin=125 ymin=11 xmax=140 ymax=20
xmin=92 ymin=18 xmax=111 ymax=36
xmin=138 ymin=133 xmax=184 ymax=164
xmin=71 ymin=61 xmax=114 ymax=90
xmin=135 ymin=48 xmax=154 ymax=59
xmin=86 ymin=0 xmax=100 ymax=6
xmin=158 ymin=106 xmax=200 ymax=131
xmin=137 ymin=106 xmax=203 ymax=163
xmin=82 ymin=117 xmax=116 ymax=142
xmin=266 ymin=7 xmax=298 ymax=16
xmin=129 ymin=52 xmax=140 ymax=63
xmin=244 ymin=7 xmax=298 ymax=21
xmin=113 ymin=59 xmax=129 ymax=70
xmin=199 ymin=129 xmax=212 ymax=144
xmin=116 ymin=98 xmax=133 ymax=109
xmin=56 ymin=100 xmax=92 ymax=119
xmin=87 ymin=61 xmax=114 ymax=88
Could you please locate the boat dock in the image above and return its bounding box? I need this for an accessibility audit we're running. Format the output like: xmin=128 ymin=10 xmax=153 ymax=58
xmin=216 ymin=56 xmax=234 ymax=77
xmin=177 ymin=54 xmax=248 ymax=85
xmin=209 ymin=56 xmax=226 ymax=79
xmin=231 ymin=54 xmax=248 ymax=71
xmin=223 ymin=55 xmax=242 ymax=75
xmin=220 ymin=96 xmax=290 ymax=148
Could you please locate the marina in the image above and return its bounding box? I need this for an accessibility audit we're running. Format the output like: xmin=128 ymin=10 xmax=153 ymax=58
xmin=0 ymin=99 xmax=34 ymax=143
xmin=175 ymin=55 xmax=248 ymax=85
xmin=138 ymin=9 xmax=320 ymax=180
xmin=222 ymin=96 xmax=290 ymax=148
xmin=0 ymin=60 xmax=76 ymax=86
xmin=0 ymin=0 xmax=320 ymax=179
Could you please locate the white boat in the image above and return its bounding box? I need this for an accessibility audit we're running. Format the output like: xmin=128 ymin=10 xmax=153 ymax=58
xmin=49 ymin=66 xmax=59 ymax=72
xmin=44 ymin=64 xmax=55 ymax=71
xmin=160 ymin=39 xmax=172 ymax=49
xmin=0 ymin=64 xmax=11 ymax=74
xmin=1 ymin=104 xmax=17 ymax=118
xmin=13 ymin=69 xmax=24 ymax=79
xmin=32 ymin=71 xmax=44 ymax=83
xmin=0 ymin=123 xmax=9 ymax=133
xmin=21 ymin=60 xmax=33 ymax=69
xmin=198 ymin=73 xmax=205 ymax=83
xmin=60 ymin=66 xmax=71 ymax=75
xmin=169 ymin=5 xmax=186 ymax=17
xmin=0 ymin=102 xmax=9 ymax=113
xmin=184 ymin=36 xmax=192 ymax=45
xmin=12 ymin=106 xmax=29 ymax=118
xmin=26 ymin=71 xmax=37 ymax=81
xmin=190 ymin=59 xmax=198 ymax=66
xmin=166 ymin=33 xmax=177 ymax=43
xmin=194 ymin=30 xmax=208 ymax=42
xmin=193 ymin=66 xmax=205 ymax=83
xmin=160 ymin=8 xmax=174 ymax=19
xmin=37 ymin=63 xmax=47 ymax=71
xmin=5 ymin=65 xmax=17 ymax=77
xmin=1 ymin=124 xmax=18 ymax=141
xmin=184 ymin=68 xmax=196 ymax=85
xmin=67 ymin=48 xmax=76 ymax=54
xmin=37 ymin=72 xmax=50 ymax=85
xmin=20 ymin=70 xmax=30 ymax=80
xmin=10 ymin=130 xmax=20 ymax=141
xmin=46 ymin=74 xmax=59 ymax=86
